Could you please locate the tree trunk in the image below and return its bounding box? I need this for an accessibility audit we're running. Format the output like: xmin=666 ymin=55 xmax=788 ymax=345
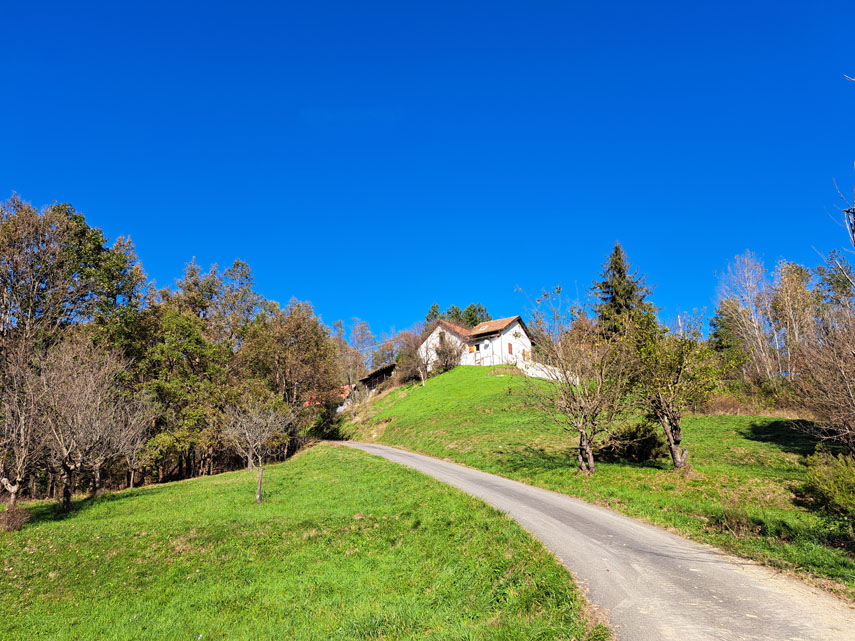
xmin=660 ymin=412 xmax=690 ymax=470
xmin=256 ymin=465 xmax=264 ymax=504
xmin=577 ymin=434 xmax=595 ymax=475
xmin=60 ymin=465 xmax=73 ymax=512
xmin=1 ymin=478 xmax=19 ymax=508
xmin=90 ymin=463 xmax=101 ymax=497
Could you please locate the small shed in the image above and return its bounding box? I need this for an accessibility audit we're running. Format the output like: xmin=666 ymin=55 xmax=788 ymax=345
xmin=359 ymin=362 xmax=397 ymax=391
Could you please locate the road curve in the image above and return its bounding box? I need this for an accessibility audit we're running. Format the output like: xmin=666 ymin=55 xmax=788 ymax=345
xmin=342 ymin=441 xmax=855 ymax=641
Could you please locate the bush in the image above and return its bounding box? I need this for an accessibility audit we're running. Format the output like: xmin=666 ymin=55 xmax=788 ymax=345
xmin=596 ymin=420 xmax=669 ymax=463
xmin=803 ymin=450 xmax=855 ymax=520
xmin=0 ymin=505 xmax=31 ymax=532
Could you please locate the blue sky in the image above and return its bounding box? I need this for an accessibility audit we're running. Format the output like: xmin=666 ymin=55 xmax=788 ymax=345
xmin=2 ymin=1 xmax=854 ymax=336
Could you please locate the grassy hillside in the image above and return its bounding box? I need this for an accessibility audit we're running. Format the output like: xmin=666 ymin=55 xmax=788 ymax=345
xmin=343 ymin=366 xmax=855 ymax=598
xmin=0 ymin=443 xmax=606 ymax=641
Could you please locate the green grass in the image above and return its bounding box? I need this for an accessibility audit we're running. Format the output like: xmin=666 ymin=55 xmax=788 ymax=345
xmin=343 ymin=366 xmax=855 ymax=598
xmin=0 ymin=443 xmax=606 ymax=641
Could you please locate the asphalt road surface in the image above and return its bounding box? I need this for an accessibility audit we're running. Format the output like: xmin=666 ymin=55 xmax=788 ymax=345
xmin=343 ymin=441 xmax=855 ymax=641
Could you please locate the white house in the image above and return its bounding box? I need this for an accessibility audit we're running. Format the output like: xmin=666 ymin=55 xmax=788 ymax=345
xmin=418 ymin=316 xmax=534 ymax=370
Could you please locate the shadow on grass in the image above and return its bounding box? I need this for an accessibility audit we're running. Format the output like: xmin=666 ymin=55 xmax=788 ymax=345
xmin=495 ymin=445 xmax=670 ymax=477
xmin=743 ymin=420 xmax=819 ymax=457
xmin=16 ymin=484 xmax=171 ymax=529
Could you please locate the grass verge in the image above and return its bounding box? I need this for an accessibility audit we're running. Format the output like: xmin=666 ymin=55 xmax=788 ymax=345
xmin=0 ymin=443 xmax=606 ymax=641
xmin=342 ymin=366 xmax=855 ymax=599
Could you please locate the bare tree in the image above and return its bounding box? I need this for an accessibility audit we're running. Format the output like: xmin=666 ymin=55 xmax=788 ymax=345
xmin=0 ymin=338 xmax=45 ymax=507
xmin=527 ymin=289 xmax=634 ymax=475
xmin=433 ymin=330 xmax=464 ymax=374
xmin=102 ymin=393 xmax=155 ymax=492
xmin=395 ymin=324 xmax=431 ymax=385
xmin=223 ymin=398 xmax=295 ymax=503
xmin=792 ymin=312 xmax=855 ymax=455
xmin=114 ymin=395 xmax=154 ymax=489
xmin=717 ymin=251 xmax=780 ymax=381
xmin=39 ymin=333 xmax=128 ymax=510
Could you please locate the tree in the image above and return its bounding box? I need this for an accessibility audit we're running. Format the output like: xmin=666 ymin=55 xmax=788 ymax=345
xmin=792 ymin=314 xmax=855 ymax=456
xmin=395 ymin=327 xmax=429 ymax=385
xmin=114 ymin=395 xmax=155 ymax=490
xmin=425 ymin=303 xmax=442 ymax=323
xmin=0 ymin=195 xmax=142 ymax=345
xmin=629 ymin=314 xmax=720 ymax=470
xmin=40 ymin=333 xmax=130 ymax=510
xmin=769 ymin=261 xmax=819 ymax=374
xmin=223 ymin=395 xmax=295 ymax=503
xmin=462 ymin=303 xmax=491 ymax=328
xmin=814 ymin=251 xmax=854 ymax=310
xmin=716 ymin=251 xmax=779 ymax=381
xmin=395 ymin=324 xmax=431 ymax=385
xmin=239 ymin=300 xmax=338 ymax=408
xmin=0 ymin=338 xmax=45 ymax=508
xmin=592 ymin=243 xmax=653 ymax=335
xmin=445 ymin=305 xmax=465 ymax=326
xmin=527 ymin=288 xmax=634 ymax=474
xmin=371 ymin=331 xmax=397 ymax=370
xmin=135 ymin=300 xmax=230 ymax=481
xmin=433 ymin=330 xmax=464 ymax=374
xmin=207 ymin=259 xmax=263 ymax=350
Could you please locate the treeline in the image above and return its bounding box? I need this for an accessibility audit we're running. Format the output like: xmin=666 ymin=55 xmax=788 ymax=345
xmin=0 ymin=196 xmax=343 ymax=512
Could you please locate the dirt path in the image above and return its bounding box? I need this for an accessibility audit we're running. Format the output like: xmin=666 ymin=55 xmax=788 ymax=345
xmin=343 ymin=441 xmax=855 ymax=641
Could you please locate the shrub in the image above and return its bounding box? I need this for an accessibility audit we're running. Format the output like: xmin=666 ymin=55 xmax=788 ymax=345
xmin=596 ymin=420 xmax=668 ymax=463
xmin=0 ymin=505 xmax=31 ymax=532
xmin=803 ymin=450 xmax=855 ymax=520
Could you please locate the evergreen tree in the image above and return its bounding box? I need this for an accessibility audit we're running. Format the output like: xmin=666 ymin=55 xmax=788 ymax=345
xmin=445 ymin=305 xmax=464 ymax=326
xmin=592 ymin=243 xmax=653 ymax=334
xmin=709 ymin=299 xmax=741 ymax=353
xmin=425 ymin=303 xmax=442 ymax=323
xmin=462 ymin=303 xmax=491 ymax=328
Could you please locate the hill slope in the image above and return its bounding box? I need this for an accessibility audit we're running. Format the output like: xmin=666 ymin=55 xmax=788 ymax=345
xmin=343 ymin=366 xmax=855 ymax=597
xmin=0 ymin=443 xmax=604 ymax=641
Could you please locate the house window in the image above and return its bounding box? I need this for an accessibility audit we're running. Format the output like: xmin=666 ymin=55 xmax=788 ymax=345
xmin=508 ymin=343 xmax=513 ymax=354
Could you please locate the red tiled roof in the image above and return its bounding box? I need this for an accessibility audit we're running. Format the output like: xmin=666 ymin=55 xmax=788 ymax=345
xmin=434 ymin=319 xmax=472 ymax=338
xmin=467 ymin=316 xmax=522 ymax=336
xmin=430 ymin=315 xmax=531 ymax=342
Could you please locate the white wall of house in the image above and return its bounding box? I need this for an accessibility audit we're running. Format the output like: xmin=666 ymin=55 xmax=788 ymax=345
xmin=466 ymin=320 xmax=533 ymax=367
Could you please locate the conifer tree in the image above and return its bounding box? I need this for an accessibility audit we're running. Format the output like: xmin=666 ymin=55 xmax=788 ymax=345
xmin=445 ymin=305 xmax=464 ymax=326
xmin=592 ymin=242 xmax=653 ymax=334
xmin=425 ymin=303 xmax=442 ymax=323
xmin=462 ymin=303 xmax=491 ymax=328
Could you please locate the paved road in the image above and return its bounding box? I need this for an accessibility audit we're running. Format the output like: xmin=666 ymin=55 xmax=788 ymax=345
xmin=343 ymin=441 xmax=855 ymax=641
